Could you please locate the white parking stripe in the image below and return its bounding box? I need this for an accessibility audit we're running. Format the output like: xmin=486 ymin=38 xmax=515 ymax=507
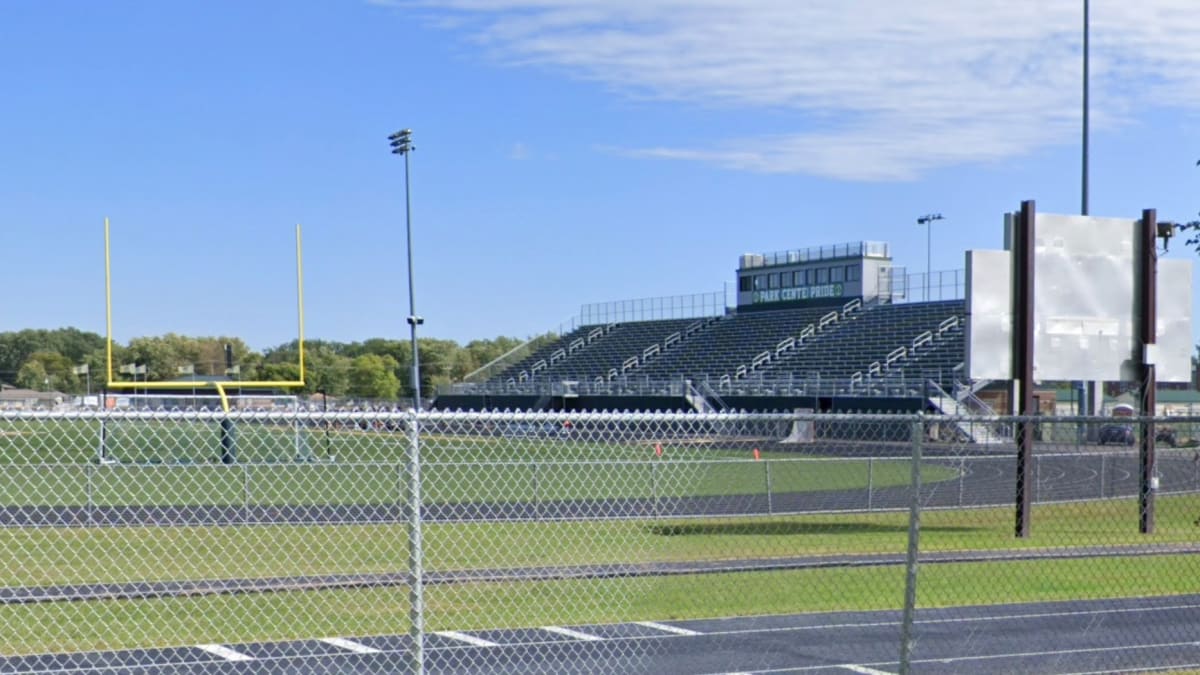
xmin=541 ymin=625 xmax=604 ymax=642
xmin=435 ymin=630 xmax=501 ymax=647
xmin=635 ymin=620 xmax=701 ymax=636
xmin=320 ymin=637 xmax=381 ymax=654
xmin=195 ymin=644 xmax=254 ymax=662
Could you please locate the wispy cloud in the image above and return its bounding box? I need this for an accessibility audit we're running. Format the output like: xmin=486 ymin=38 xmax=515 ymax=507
xmin=399 ymin=1 xmax=1200 ymax=180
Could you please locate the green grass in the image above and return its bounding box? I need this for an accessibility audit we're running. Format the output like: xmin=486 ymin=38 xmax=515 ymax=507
xmin=5 ymin=553 xmax=1198 ymax=656
xmin=2 ymin=417 xmax=1193 ymax=656
xmin=4 ymin=494 xmax=1194 ymax=588
xmin=0 ymin=457 xmax=948 ymax=506
xmin=0 ymin=419 xmax=954 ymax=505
xmin=4 ymin=496 xmax=1200 ymax=655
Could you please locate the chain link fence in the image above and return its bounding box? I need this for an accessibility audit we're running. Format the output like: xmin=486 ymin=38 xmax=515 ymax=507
xmin=0 ymin=408 xmax=1197 ymax=673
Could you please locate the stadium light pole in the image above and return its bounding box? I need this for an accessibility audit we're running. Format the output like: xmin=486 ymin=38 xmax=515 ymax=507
xmin=389 ymin=128 xmax=423 ymax=410
xmin=389 ymin=126 xmax=426 ymax=675
xmin=917 ymin=214 xmax=944 ymax=301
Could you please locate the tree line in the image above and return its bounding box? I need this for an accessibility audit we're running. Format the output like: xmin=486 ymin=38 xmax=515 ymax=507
xmin=0 ymin=328 xmax=555 ymax=400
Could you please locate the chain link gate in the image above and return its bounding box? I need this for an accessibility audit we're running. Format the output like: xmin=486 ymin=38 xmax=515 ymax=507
xmin=2 ymin=408 xmax=1199 ymax=672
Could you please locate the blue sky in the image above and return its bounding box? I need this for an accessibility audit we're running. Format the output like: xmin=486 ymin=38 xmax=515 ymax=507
xmin=1 ymin=0 xmax=1198 ymax=351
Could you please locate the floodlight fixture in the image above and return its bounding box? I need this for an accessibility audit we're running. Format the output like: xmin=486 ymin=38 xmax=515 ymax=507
xmin=389 ymin=129 xmax=414 ymax=155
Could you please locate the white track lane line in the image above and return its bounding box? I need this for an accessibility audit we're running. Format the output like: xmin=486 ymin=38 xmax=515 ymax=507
xmin=635 ymin=620 xmax=702 ymax=636
xmin=541 ymin=625 xmax=604 ymax=642
xmin=435 ymin=630 xmax=501 ymax=647
xmin=319 ymin=637 xmax=381 ymax=654
xmin=840 ymin=665 xmax=895 ymax=675
xmin=195 ymin=644 xmax=254 ymax=662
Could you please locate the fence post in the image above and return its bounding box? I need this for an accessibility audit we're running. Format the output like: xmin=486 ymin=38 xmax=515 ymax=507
xmin=898 ymin=414 xmax=923 ymax=675
xmin=651 ymin=461 xmax=660 ymax=518
xmin=86 ymin=464 xmax=94 ymax=525
xmin=531 ymin=460 xmax=540 ymax=520
xmin=1035 ymin=455 xmax=1041 ymax=504
xmin=97 ymin=416 xmax=108 ymax=464
xmin=866 ymin=457 xmax=874 ymax=512
xmin=242 ymin=464 xmax=251 ymax=524
xmin=958 ymin=457 xmax=966 ymax=507
xmin=765 ymin=460 xmax=773 ymax=515
xmin=406 ymin=409 xmax=425 ymax=675
xmin=1099 ymin=454 xmax=1106 ymax=500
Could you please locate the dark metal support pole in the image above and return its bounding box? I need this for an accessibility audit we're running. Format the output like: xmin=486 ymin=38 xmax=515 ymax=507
xmin=898 ymin=414 xmax=923 ymax=675
xmin=98 ymin=386 xmax=108 ymax=463
xmin=404 ymin=148 xmax=422 ymax=411
xmin=220 ymin=344 xmax=236 ymax=464
xmin=320 ymin=389 xmax=331 ymax=458
xmin=1139 ymin=209 xmax=1157 ymax=534
xmin=1082 ymin=0 xmax=1089 ymax=216
xmin=1014 ymin=200 xmax=1036 ymax=538
xmin=1079 ymin=0 xmax=1098 ymax=439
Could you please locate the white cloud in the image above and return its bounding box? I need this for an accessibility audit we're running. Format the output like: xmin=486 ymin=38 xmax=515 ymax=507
xmin=509 ymin=141 xmax=530 ymax=160
xmin=402 ymin=1 xmax=1200 ymax=180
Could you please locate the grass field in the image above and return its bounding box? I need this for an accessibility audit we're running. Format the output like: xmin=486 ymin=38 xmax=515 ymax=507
xmin=2 ymin=495 xmax=1198 ymax=655
xmin=0 ymin=418 xmax=954 ymax=506
xmin=1 ymin=415 xmax=1193 ymax=658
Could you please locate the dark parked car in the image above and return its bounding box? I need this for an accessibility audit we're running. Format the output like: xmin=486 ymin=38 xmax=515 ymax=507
xmin=1098 ymin=423 xmax=1177 ymax=447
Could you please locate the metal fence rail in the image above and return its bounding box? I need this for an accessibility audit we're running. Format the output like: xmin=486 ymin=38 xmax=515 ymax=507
xmin=0 ymin=409 xmax=1197 ymax=673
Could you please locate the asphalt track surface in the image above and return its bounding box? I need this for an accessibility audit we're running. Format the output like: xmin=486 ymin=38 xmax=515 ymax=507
xmin=6 ymin=594 xmax=1200 ymax=673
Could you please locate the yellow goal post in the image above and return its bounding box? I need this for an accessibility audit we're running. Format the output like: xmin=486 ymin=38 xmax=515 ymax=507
xmin=103 ymin=218 xmax=307 ymax=412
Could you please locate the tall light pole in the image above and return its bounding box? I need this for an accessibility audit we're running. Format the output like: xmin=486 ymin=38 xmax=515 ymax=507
xmin=389 ymin=126 xmax=426 ymax=675
xmin=917 ymin=213 xmax=944 ymax=301
xmin=389 ymin=128 xmax=423 ymax=410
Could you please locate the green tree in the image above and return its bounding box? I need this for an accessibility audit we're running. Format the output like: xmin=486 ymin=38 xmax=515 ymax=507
xmin=15 ymin=359 xmax=48 ymax=391
xmin=15 ymin=350 xmax=80 ymax=392
xmin=0 ymin=328 xmax=105 ymax=385
xmin=347 ymin=354 xmax=401 ymax=400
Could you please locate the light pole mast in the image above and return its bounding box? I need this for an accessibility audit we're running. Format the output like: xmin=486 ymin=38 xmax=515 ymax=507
xmin=917 ymin=213 xmax=944 ymax=301
xmin=389 ymin=128 xmax=423 ymax=410
xmin=1082 ymin=0 xmax=1090 ymax=216
xmin=388 ymin=127 xmax=426 ymax=675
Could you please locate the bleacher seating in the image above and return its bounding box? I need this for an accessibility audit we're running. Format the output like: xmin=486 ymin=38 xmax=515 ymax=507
xmin=485 ymin=300 xmax=967 ymax=398
xmin=761 ymin=300 xmax=965 ymax=393
xmin=501 ymin=317 xmax=704 ymax=387
xmin=635 ymin=305 xmax=839 ymax=382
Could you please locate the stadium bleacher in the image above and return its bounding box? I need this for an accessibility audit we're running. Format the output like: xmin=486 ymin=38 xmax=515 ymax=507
xmin=435 ymin=238 xmax=973 ymax=412
xmin=473 ymin=299 xmax=966 ymax=403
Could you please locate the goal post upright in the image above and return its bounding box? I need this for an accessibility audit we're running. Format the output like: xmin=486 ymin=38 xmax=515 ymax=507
xmin=295 ymin=223 xmax=306 ymax=385
xmin=104 ymin=219 xmax=308 ymax=415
